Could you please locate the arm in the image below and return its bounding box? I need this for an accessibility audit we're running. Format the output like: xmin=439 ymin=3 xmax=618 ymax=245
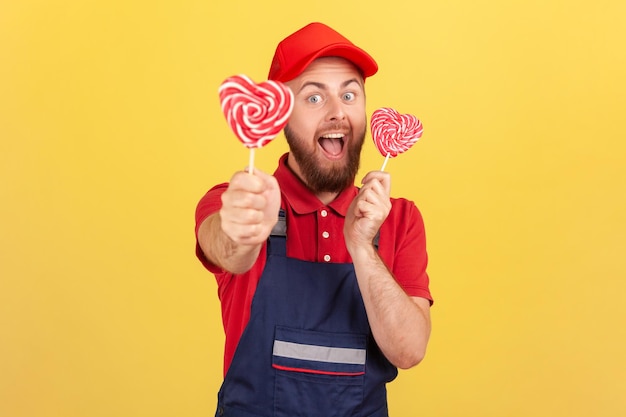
xmin=197 ymin=168 xmax=281 ymax=274
xmin=344 ymin=171 xmax=431 ymax=369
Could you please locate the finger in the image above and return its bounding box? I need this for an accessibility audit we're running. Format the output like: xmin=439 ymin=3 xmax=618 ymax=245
xmin=362 ymin=178 xmax=384 ymax=196
xmin=221 ymin=209 xmax=267 ymax=244
xmin=249 ymin=167 xmax=274 ymax=184
xmin=221 ymin=189 xmax=261 ymax=212
xmin=356 ymin=197 xmax=387 ymax=219
xmin=223 ymin=170 xmax=276 ymax=209
xmin=225 ymin=223 xmax=265 ymax=245
xmin=229 ymin=170 xmax=266 ymax=193
xmin=222 ymin=206 xmax=264 ymax=225
xmin=361 ymin=171 xmax=391 ymax=194
xmin=359 ymin=183 xmax=390 ymax=207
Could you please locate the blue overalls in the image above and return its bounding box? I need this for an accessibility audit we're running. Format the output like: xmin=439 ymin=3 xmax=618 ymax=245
xmin=215 ymin=211 xmax=397 ymax=417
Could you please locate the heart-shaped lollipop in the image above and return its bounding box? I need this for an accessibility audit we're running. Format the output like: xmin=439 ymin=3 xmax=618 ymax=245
xmin=370 ymin=107 xmax=423 ymax=170
xmin=219 ymin=75 xmax=294 ymax=172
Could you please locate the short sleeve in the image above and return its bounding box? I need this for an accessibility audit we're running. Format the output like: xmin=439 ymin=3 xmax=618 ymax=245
xmin=194 ymin=183 xmax=228 ymax=273
xmin=379 ymin=198 xmax=433 ymax=304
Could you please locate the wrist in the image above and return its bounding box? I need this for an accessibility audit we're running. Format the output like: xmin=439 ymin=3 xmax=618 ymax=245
xmin=346 ymin=240 xmax=378 ymax=262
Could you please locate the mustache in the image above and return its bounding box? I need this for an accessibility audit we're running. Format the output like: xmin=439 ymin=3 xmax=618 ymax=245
xmin=319 ymin=123 xmax=350 ymax=133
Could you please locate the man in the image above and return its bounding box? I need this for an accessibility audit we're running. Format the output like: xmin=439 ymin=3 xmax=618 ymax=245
xmin=195 ymin=22 xmax=432 ymax=417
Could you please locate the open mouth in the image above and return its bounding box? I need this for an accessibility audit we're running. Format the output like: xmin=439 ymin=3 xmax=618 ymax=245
xmin=318 ymin=133 xmax=346 ymax=159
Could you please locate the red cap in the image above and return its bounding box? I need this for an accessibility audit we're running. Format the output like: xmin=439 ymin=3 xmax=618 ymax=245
xmin=268 ymin=22 xmax=378 ymax=82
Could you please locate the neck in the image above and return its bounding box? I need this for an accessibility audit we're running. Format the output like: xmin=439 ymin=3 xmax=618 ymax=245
xmin=316 ymin=191 xmax=340 ymax=206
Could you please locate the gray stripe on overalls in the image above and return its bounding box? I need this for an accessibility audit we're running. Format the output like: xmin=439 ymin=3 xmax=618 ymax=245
xmin=273 ymin=340 xmax=367 ymax=365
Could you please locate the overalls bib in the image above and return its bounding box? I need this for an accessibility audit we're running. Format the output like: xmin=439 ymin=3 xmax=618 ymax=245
xmin=215 ymin=211 xmax=397 ymax=417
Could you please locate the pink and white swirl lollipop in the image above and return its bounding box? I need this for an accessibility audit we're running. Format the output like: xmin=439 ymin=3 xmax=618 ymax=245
xmin=370 ymin=107 xmax=423 ymax=171
xmin=219 ymin=74 xmax=294 ymax=173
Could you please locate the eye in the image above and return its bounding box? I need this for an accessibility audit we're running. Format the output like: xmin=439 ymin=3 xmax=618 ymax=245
xmin=342 ymin=92 xmax=356 ymax=101
xmin=307 ymin=94 xmax=322 ymax=104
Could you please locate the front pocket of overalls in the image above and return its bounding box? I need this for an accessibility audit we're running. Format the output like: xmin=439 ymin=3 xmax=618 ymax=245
xmin=272 ymin=326 xmax=366 ymax=417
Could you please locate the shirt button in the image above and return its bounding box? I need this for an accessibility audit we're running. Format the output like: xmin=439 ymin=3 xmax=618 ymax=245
xmin=320 ymin=209 xmax=328 ymax=217
xmin=323 ymin=254 xmax=331 ymax=262
xmin=322 ymin=231 xmax=329 ymax=239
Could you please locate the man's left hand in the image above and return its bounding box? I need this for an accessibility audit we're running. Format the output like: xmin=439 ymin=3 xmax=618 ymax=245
xmin=344 ymin=171 xmax=391 ymax=251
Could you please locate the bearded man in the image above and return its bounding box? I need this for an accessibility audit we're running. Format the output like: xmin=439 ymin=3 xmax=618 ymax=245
xmin=195 ymin=22 xmax=433 ymax=417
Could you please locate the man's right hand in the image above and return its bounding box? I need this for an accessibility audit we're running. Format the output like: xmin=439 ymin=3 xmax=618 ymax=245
xmin=197 ymin=168 xmax=281 ymax=274
xmin=219 ymin=168 xmax=281 ymax=247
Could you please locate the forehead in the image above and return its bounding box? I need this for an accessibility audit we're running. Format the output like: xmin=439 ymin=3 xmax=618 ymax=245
xmin=288 ymin=57 xmax=364 ymax=88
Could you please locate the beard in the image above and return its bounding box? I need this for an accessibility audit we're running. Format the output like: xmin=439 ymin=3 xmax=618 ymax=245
xmin=284 ymin=124 xmax=365 ymax=194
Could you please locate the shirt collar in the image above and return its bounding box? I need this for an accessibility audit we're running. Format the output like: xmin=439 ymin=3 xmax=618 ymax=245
xmin=273 ymin=153 xmax=358 ymax=216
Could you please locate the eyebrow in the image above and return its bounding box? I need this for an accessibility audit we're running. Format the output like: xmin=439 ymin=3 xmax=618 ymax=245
xmin=297 ymin=78 xmax=363 ymax=94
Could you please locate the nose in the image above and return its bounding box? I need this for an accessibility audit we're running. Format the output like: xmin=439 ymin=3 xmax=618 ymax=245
xmin=326 ymin=96 xmax=346 ymax=122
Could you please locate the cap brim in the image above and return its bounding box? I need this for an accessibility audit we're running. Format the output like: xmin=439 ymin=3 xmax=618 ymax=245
xmin=279 ymin=43 xmax=378 ymax=82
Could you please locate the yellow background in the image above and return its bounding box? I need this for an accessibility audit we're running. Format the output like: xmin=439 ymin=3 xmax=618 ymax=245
xmin=2 ymin=1 xmax=625 ymax=416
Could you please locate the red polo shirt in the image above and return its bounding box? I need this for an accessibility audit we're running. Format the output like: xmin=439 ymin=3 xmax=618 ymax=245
xmin=195 ymin=153 xmax=432 ymax=375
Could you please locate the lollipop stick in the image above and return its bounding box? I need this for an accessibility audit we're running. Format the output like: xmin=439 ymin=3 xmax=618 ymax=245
xmin=248 ymin=148 xmax=255 ymax=174
xmin=380 ymin=152 xmax=390 ymax=172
